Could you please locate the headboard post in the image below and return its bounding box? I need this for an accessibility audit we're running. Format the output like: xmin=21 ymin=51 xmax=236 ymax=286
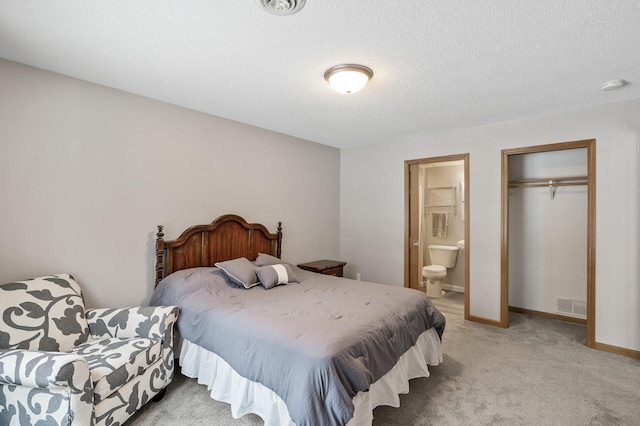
xmin=155 ymin=225 xmax=165 ymax=286
xmin=276 ymin=221 xmax=283 ymax=259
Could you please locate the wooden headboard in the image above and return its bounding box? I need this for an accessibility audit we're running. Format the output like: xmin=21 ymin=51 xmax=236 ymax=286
xmin=155 ymin=214 xmax=282 ymax=286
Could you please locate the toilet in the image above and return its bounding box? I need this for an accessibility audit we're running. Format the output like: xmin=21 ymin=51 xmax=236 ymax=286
xmin=423 ymin=245 xmax=459 ymax=298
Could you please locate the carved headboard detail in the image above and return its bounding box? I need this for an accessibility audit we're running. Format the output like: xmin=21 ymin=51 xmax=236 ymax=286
xmin=155 ymin=214 xmax=282 ymax=286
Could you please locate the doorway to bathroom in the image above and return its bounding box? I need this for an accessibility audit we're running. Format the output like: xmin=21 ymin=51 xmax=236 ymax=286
xmin=501 ymin=140 xmax=595 ymax=348
xmin=405 ymin=153 xmax=469 ymax=319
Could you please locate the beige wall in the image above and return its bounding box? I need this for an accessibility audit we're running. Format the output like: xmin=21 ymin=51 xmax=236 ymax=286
xmin=340 ymin=99 xmax=640 ymax=352
xmin=0 ymin=59 xmax=341 ymax=308
xmin=2 ymin=58 xmax=638 ymax=354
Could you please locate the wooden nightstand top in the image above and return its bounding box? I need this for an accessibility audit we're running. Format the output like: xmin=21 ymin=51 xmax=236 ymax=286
xmin=297 ymin=260 xmax=347 ymax=273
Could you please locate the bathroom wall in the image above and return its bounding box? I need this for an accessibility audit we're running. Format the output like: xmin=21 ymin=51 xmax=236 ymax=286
xmin=422 ymin=163 xmax=465 ymax=289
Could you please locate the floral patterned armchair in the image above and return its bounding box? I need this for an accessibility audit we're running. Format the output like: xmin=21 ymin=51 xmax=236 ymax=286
xmin=0 ymin=274 xmax=179 ymax=426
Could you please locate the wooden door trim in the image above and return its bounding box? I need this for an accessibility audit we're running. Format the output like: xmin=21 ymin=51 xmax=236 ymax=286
xmin=500 ymin=139 xmax=595 ymax=346
xmin=404 ymin=153 xmax=470 ymax=319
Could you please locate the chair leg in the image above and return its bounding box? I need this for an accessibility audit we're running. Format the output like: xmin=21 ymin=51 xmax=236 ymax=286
xmin=151 ymin=388 xmax=166 ymax=402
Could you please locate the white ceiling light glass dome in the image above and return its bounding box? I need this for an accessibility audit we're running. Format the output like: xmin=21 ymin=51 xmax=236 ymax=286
xmin=324 ymin=64 xmax=373 ymax=94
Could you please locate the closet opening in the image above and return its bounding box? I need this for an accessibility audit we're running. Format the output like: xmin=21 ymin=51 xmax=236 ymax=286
xmin=405 ymin=153 xmax=470 ymax=320
xmin=500 ymin=140 xmax=595 ymax=348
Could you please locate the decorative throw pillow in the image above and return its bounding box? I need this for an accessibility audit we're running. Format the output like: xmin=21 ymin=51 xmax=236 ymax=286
xmin=255 ymin=264 xmax=299 ymax=289
xmin=253 ymin=252 xmax=283 ymax=267
xmin=215 ymin=257 xmax=260 ymax=289
xmin=0 ymin=273 xmax=91 ymax=352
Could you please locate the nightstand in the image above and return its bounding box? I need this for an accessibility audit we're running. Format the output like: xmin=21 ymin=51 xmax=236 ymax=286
xmin=297 ymin=260 xmax=347 ymax=277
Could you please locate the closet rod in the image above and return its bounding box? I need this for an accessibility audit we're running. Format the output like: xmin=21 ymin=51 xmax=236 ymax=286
xmin=509 ymin=176 xmax=587 ymax=188
xmin=508 ymin=175 xmax=588 ymax=200
xmin=509 ymin=176 xmax=587 ymax=184
xmin=508 ymin=181 xmax=587 ymax=189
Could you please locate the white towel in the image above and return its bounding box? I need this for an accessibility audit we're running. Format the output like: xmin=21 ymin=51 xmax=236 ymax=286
xmin=432 ymin=213 xmax=449 ymax=238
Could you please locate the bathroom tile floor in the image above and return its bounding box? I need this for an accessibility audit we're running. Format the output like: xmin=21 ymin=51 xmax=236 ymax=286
xmin=430 ymin=290 xmax=464 ymax=318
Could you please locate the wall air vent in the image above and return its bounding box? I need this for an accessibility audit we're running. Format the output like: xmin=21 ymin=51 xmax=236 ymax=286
xmin=556 ymin=298 xmax=587 ymax=319
xmin=257 ymin=0 xmax=306 ymax=16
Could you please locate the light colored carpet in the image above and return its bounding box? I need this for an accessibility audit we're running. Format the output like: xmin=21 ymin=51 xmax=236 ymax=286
xmin=126 ymin=291 xmax=640 ymax=425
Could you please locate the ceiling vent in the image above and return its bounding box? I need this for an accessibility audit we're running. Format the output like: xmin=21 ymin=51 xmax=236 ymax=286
xmin=257 ymin=0 xmax=306 ymax=16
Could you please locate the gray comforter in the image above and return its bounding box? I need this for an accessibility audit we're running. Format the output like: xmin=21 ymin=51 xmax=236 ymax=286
xmin=150 ymin=266 xmax=445 ymax=426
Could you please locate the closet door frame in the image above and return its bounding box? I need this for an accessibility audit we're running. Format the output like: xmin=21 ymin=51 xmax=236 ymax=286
xmin=500 ymin=139 xmax=596 ymax=348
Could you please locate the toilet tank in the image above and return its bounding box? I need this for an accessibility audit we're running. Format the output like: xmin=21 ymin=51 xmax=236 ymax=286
xmin=428 ymin=245 xmax=459 ymax=267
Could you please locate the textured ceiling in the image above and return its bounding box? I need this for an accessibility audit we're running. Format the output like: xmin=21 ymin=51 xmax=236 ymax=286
xmin=1 ymin=1 xmax=639 ymax=149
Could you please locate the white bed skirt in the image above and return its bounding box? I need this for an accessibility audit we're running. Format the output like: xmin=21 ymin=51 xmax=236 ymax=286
xmin=179 ymin=328 xmax=442 ymax=426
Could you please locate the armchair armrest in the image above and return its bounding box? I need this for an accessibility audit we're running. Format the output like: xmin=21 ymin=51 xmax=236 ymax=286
xmin=86 ymin=306 xmax=179 ymax=340
xmin=0 ymin=349 xmax=91 ymax=390
xmin=0 ymin=349 xmax=94 ymax=425
xmin=86 ymin=306 xmax=179 ymax=388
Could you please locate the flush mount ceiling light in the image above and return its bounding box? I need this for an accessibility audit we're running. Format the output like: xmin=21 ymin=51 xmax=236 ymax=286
xmin=257 ymin=0 xmax=306 ymax=15
xmin=324 ymin=64 xmax=373 ymax=94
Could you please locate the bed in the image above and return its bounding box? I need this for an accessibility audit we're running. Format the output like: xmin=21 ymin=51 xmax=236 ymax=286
xmin=150 ymin=214 xmax=445 ymax=426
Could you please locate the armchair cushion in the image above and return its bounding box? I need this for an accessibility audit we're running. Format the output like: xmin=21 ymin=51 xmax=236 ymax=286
xmin=0 ymin=274 xmax=91 ymax=352
xmin=69 ymin=337 xmax=162 ymax=403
